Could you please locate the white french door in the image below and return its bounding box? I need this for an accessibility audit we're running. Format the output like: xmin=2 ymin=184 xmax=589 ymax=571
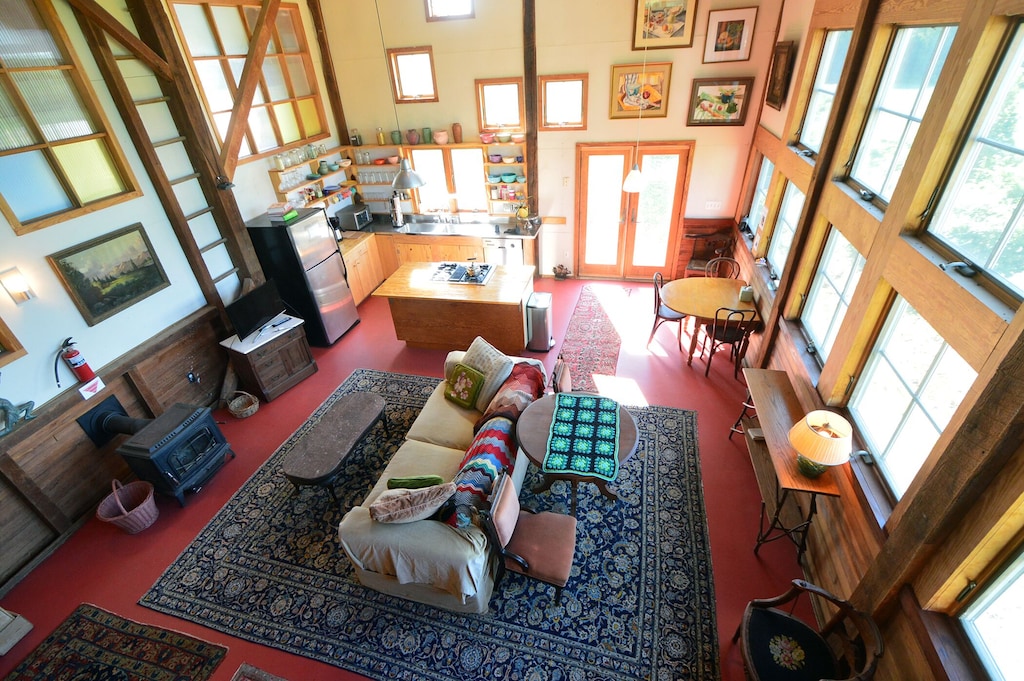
xmin=576 ymin=142 xmax=692 ymax=279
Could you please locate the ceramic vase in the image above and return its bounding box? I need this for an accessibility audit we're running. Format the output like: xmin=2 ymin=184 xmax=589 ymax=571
xmin=433 ymin=130 xmax=449 ymax=144
xmin=406 ymin=129 xmax=419 ymax=145
xmin=422 ymin=128 xmax=432 ymax=144
xmin=391 ymin=130 xmax=402 ymax=144
xmin=452 ymin=122 xmax=463 ymax=144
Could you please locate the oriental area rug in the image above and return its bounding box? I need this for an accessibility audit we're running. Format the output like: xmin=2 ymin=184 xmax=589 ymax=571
xmin=3 ymin=604 xmax=226 ymax=681
xmin=558 ymin=285 xmax=622 ymax=392
xmin=141 ymin=369 xmax=719 ymax=680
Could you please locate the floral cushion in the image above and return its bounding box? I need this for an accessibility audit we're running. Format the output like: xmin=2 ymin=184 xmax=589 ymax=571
xmin=474 ymin=362 xmax=546 ymax=432
xmin=444 ymin=416 xmax=516 ymax=528
xmin=444 ymin=363 xmax=485 ymax=409
xmin=460 ymin=336 xmax=515 ymax=411
xmin=369 ymin=482 xmax=456 ymax=523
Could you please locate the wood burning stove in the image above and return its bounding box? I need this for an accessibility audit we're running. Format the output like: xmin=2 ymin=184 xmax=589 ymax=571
xmin=79 ymin=398 xmax=234 ymax=506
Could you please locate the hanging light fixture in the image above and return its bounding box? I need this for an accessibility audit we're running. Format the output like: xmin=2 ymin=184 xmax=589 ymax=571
xmin=373 ymin=0 xmax=424 ymax=191
xmin=622 ymin=42 xmax=649 ymax=193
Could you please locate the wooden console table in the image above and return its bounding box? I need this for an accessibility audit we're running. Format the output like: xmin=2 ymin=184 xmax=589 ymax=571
xmin=742 ymin=368 xmax=841 ymax=562
xmin=220 ymin=314 xmax=317 ymax=402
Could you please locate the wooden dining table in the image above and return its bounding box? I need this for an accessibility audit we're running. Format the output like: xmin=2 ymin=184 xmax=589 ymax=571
xmin=659 ymin=277 xmax=758 ymax=364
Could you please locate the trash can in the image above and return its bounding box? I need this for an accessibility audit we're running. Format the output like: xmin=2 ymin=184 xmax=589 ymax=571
xmin=527 ymin=292 xmax=554 ymax=352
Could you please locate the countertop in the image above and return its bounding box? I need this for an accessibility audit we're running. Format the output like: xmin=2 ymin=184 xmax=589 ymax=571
xmin=337 ymin=213 xmax=540 ymax=248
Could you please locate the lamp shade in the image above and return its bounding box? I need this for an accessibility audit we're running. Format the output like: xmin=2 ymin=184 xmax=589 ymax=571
xmin=788 ymin=410 xmax=852 ymax=475
xmin=392 ymin=158 xmax=425 ymax=190
xmin=622 ymin=164 xmax=643 ymax=193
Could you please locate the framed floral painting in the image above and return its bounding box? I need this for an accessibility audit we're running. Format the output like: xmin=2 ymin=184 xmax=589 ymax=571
xmin=610 ymin=62 xmax=673 ymax=119
xmin=687 ymin=77 xmax=755 ymax=126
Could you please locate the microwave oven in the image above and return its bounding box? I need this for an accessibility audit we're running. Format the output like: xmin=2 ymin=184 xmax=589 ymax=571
xmin=329 ymin=203 xmax=372 ymax=232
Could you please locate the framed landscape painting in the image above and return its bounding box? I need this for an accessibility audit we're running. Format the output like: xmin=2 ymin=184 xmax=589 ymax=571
xmin=48 ymin=223 xmax=169 ymax=326
xmin=765 ymin=41 xmax=797 ymax=109
xmin=632 ymin=0 xmax=698 ymax=50
xmin=687 ymin=77 xmax=755 ymax=126
xmin=610 ymin=62 xmax=672 ymax=119
xmin=703 ymin=7 xmax=757 ymax=63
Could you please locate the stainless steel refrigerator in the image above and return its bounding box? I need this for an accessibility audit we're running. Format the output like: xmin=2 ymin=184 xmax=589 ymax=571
xmin=245 ymin=207 xmax=359 ymax=346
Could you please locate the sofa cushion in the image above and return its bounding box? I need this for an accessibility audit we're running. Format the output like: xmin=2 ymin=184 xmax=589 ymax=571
xmin=446 ymin=416 xmax=516 ymax=528
xmin=444 ymin=362 xmax=485 ymax=409
xmin=474 ymin=361 xmax=547 ymax=432
xmin=369 ymin=482 xmax=456 ymax=523
xmin=461 ymin=336 xmax=515 ymax=411
xmin=406 ymin=382 xmax=479 ymax=451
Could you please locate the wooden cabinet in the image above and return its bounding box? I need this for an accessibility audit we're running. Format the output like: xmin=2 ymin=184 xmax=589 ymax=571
xmin=390 ymin=234 xmax=484 ymax=265
xmin=343 ymin=235 xmax=385 ymax=305
xmin=267 ymin=145 xmax=356 ymax=211
xmin=222 ymin=320 xmax=317 ymax=402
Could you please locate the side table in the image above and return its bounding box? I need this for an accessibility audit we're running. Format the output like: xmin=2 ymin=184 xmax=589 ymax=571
xmin=516 ymin=393 xmax=639 ymax=515
xmin=220 ymin=313 xmax=317 ymax=402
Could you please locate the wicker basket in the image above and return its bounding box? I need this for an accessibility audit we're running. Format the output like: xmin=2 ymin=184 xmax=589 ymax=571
xmin=228 ymin=390 xmax=259 ymax=418
xmin=96 ymin=479 xmax=159 ymax=534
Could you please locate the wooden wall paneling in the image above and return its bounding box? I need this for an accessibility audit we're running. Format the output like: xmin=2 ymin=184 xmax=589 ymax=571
xmin=130 ymin=317 xmax=227 ymax=412
xmin=0 ymin=477 xmax=60 ymax=590
xmin=816 ymin=184 xmax=880 ymax=257
xmin=875 ymin=0 xmax=967 ymax=23
xmin=673 ymin=218 xmax=735 ymax=280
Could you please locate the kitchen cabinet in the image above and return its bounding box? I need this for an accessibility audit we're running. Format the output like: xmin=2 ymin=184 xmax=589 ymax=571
xmin=390 ymin=234 xmax=485 ymax=265
xmin=484 ymin=141 xmax=527 ymax=215
xmin=223 ymin=320 xmax=317 ymax=402
xmin=342 ymin=235 xmax=385 ymax=305
xmin=267 ymin=145 xmax=356 ymax=211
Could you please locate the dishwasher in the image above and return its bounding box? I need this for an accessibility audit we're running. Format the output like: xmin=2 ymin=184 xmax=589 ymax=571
xmin=482 ymin=237 xmax=524 ymax=266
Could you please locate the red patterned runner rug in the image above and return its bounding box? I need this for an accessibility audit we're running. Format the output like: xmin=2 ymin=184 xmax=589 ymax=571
xmin=558 ymin=285 xmax=622 ymax=391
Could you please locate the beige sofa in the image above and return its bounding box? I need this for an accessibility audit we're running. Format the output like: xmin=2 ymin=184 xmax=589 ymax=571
xmin=338 ymin=350 xmax=545 ymax=614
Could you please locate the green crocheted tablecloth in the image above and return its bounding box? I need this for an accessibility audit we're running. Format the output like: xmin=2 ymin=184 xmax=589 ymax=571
xmin=543 ymin=393 xmax=621 ymax=481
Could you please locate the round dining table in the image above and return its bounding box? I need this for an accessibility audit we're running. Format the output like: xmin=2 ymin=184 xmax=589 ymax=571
xmin=659 ymin=277 xmax=758 ymax=364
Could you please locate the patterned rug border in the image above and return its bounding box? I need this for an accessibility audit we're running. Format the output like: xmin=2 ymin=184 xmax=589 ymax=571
xmin=140 ymin=369 xmax=719 ymax=680
xmin=3 ymin=603 xmax=227 ymax=681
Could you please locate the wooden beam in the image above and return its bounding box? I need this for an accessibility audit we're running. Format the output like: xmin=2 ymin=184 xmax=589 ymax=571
xmin=63 ymin=0 xmax=172 ymax=81
xmin=219 ymin=0 xmax=279 ymax=177
xmin=307 ymin=0 xmax=348 ymax=144
xmin=523 ymin=0 xmax=537 ymax=216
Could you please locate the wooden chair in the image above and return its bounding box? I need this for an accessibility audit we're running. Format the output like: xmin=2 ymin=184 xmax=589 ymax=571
xmin=683 ymin=231 xmax=735 ymax=277
xmin=551 ymin=354 xmax=572 ymax=393
xmin=481 ymin=470 xmax=578 ymax=604
xmin=697 ymin=307 xmax=758 ymax=378
xmin=648 ymin=272 xmax=687 ymax=351
xmin=734 ymin=579 xmax=884 ymax=681
xmin=705 ymin=256 xmax=741 ymax=279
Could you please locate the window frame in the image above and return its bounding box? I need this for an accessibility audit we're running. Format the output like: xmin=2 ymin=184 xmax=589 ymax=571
xmin=424 ymin=0 xmax=474 ymax=21
xmin=538 ymin=73 xmax=588 ymax=131
xmin=169 ymin=0 xmax=330 ymax=162
xmin=386 ymin=46 xmax=439 ymax=104
xmin=764 ymin=181 xmax=805 ymax=285
xmin=475 ymin=77 xmax=525 ymax=133
xmin=799 ymin=227 xmax=866 ymax=364
xmin=0 ymin=0 xmax=139 ymax=235
xmin=795 ymin=29 xmax=853 ymax=158
xmin=0 ymin=316 xmax=27 ymax=369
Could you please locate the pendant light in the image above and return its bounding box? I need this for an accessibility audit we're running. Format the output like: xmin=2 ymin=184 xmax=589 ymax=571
xmin=373 ymin=0 xmax=424 ymax=191
xmin=622 ymin=42 xmax=648 ymax=193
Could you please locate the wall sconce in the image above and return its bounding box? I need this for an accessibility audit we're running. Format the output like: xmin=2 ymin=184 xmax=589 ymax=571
xmin=0 ymin=267 xmax=35 ymax=305
xmin=788 ymin=410 xmax=852 ymax=478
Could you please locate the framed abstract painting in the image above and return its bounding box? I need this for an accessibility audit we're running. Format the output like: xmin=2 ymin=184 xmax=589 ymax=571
xmin=632 ymin=0 xmax=699 ymax=50
xmin=703 ymin=7 xmax=757 ymax=63
xmin=610 ymin=62 xmax=673 ymax=119
xmin=687 ymin=77 xmax=755 ymax=126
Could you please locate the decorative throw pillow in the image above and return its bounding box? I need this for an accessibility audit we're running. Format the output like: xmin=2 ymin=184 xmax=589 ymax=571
xmin=444 ymin=363 xmax=485 ymax=409
xmin=474 ymin=362 xmax=546 ymax=432
xmin=369 ymin=482 xmax=456 ymax=524
xmin=445 ymin=416 xmax=516 ymax=528
xmin=461 ymin=336 xmax=515 ymax=411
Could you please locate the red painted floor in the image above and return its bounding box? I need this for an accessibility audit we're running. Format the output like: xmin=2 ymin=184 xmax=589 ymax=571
xmin=0 ymin=277 xmax=805 ymax=680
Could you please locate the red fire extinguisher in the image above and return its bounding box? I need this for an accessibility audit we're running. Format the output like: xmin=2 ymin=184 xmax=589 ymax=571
xmin=54 ymin=337 xmax=96 ymax=387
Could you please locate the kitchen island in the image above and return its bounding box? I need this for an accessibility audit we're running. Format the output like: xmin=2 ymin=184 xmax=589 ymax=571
xmin=373 ymin=262 xmax=535 ymax=354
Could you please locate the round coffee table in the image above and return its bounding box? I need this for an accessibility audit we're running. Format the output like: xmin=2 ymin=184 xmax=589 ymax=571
xmin=516 ymin=393 xmax=638 ymax=515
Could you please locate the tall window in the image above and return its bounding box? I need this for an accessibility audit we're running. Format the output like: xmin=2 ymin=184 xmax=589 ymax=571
xmin=848 ymin=297 xmax=976 ymax=499
xmin=747 ymin=157 xmax=774 ymax=233
xmin=961 ymin=548 xmax=1024 ymax=680
xmin=0 ymin=0 xmax=137 ymax=234
xmin=765 ymin=183 xmax=805 ymax=282
xmin=170 ymin=1 xmax=328 ymax=158
xmin=801 ymin=228 xmax=865 ymax=362
xmin=476 ymin=78 xmax=524 ymax=132
xmin=799 ymin=30 xmax=852 ymax=154
xmin=928 ymin=25 xmax=1024 ymax=298
xmin=539 ymin=74 xmax=588 ymax=130
xmin=849 ymin=26 xmax=957 ymax=203
xmin=387 ymin=46 xmax=438 ymax=103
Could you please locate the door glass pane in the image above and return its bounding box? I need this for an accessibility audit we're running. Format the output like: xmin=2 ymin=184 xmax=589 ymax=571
xmin=584 ymin=155 xmax=625 ymax=265
xmin=633 ymin=154 xmax=678 ymax=267
xmin=451 ymin=148 xmax=487 ymax=211
xmin=411 ymin=148 xmax=449 ymax=210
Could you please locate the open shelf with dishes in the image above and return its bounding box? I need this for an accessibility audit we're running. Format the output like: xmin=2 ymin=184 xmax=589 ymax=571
xmin=349 ymin=144 xmax=417 ymax=215
xmin=483 ymin=141 xmax=527 ymax=215
xmin=267 ymin=144 xmax=357 ymax=212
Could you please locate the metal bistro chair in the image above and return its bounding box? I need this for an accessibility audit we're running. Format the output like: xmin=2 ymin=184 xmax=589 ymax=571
xmin=705 ymin=256 xmax=741 ymax=279
xmin=735 ymin=579 xmax=884 ymax=681
xmin=698 ymin=306 xmax=758 ymax=378
xmin=648 ymin=272 xmax=687 ymax=351
xmin=481 ymin=469 xmax=578 ymax=604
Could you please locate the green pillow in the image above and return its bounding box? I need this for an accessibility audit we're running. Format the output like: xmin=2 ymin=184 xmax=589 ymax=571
xmin=387 ymin=475 xmax=445 ymax=490
xmin=444 ymin=362 xmax=485 ymax=409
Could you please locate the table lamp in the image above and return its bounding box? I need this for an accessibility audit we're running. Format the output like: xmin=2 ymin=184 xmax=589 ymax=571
xmin=788 ymin=410 xmax=852 ymax=478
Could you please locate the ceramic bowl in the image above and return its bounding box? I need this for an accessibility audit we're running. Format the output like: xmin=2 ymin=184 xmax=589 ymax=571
xmin=387 ymin=155 xmax=400 ymax=164
xmin=510 ymin=133 xmax=526 ymax=142
xmin=502 ymin=156 xmax=517 ymax=164
xmin=328 ymin=163 xmax=340 ymax=171
xmin=480 ymin=132 xmax=496 ymax=143
xmin=306 ymin=172 xmax=321 ymax=180
xmin=496 ymin=133 xmax=512 ymax=143
xmin=373 ymin=158 xmax=387 ymax=165
xmin=500 ymin=173 xmax=518 ymax=182
xmin=488 ymin=154 xmax=504 ymax=163
xmin=338 ymin=159 xmax=352 ymax=167
xmin=487 ymin=175 xmax=502 ymax=183
xmin=432 ymin=130 xmax=449 ymax=144
xmin=516 ymin=175 xmax=526 ymax=183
